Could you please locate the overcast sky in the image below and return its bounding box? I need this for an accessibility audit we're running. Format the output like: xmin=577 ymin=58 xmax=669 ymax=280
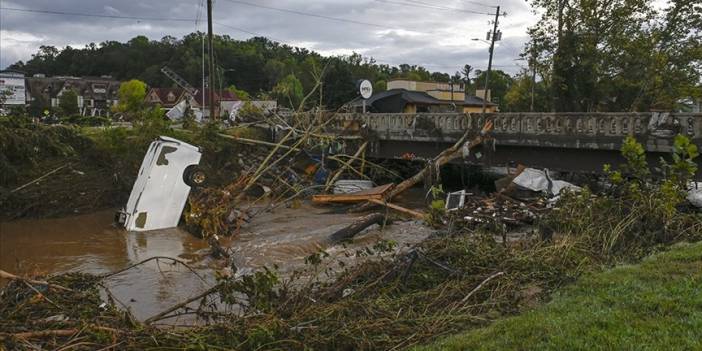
xmin=0 ymin=0 xmax=538 ymax=75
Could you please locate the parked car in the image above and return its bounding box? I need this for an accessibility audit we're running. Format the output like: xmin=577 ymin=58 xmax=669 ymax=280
xmin=115 ymin=136 xmax=205 ymax=231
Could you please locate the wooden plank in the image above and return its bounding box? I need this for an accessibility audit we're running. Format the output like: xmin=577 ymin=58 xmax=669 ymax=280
xmin=367 ymin=199 xmax=425 ymax=219
xmin=312 ymin=183 xmax=394 ymax=203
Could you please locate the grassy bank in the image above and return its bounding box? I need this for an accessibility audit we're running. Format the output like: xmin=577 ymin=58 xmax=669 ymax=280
xmin=417 ymin=241 xmax=702 ymax=351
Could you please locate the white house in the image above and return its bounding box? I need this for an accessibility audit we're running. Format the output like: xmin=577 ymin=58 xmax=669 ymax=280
xmin=0 ymin=70 xmax=26 ymax=106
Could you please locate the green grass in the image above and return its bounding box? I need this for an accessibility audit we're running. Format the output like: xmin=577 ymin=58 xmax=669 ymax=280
xmin=416 ymin=242 xmax=702 ymax=351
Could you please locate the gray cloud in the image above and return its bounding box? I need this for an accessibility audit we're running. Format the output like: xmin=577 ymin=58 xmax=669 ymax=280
xmin=0 ymin=0 xmax=537 ymax=74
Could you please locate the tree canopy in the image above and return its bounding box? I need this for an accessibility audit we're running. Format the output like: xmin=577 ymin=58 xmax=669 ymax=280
xmin=9 ymin=34 xmax=478 ymax=110
xmin=9 ymin=6 xmax=700 ymax=114
xmin=58 ymin=90 xmax=79 ymax=115
xmin=116 ymin=79 xmax=147 ymax=114
xmin=527 ymin=0 xmax=702 ymax=112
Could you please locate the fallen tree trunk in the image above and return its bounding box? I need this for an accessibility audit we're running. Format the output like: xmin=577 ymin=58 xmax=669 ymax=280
xmin=327 ymin=213 xmax=386 ymax=244
xmin=351 ymin=119 xmax=493 ymax=213
xmin=387 ymin=120 xmax=493 ymax=201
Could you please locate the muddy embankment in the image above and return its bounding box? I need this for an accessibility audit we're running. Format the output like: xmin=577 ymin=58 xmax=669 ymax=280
xmin=0 ymin=122 xmax=126 ymax=220
xmin=0 ymin=118 xmax=276 ymax=221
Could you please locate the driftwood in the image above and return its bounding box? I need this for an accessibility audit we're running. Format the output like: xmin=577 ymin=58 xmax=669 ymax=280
xmin=312 ymin=183 xmax=394 ymax=204
xmin=144 ymin=285 xmax=220 ymax=325
xmin=325 ymin=141 xmax=369 ymax=192
xmin=327 ymin=213 xmax=386 ymax=244
xmin=459 ymin=271 xmax=505 ymax=305
xmin=5 ymin=326 xmax=121 ymax=340
xmin=352 ymin=120 xmax=494 ymax=213
xmin=216 ymin=133 xmax=300 ymax=151
xmin=10 ymin=164 xmax=69 ymax=193
xmin=387 ymin=120 xmax=494 ymax=201
xmin=0 ymin=269 xmax=73 ymax=292
xmin=367 ymin=199 xmax=425 ymax=219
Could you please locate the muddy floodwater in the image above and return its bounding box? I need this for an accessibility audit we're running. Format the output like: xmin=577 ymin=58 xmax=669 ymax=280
xmin=0 ymin=203 xmax=431 ymax=322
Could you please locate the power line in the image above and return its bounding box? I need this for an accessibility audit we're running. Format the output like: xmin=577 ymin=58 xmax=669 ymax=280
xmin=195 ymin=0 xmax=205 ymax=27
xmin=387 ymin=0 xmax=496 ymax=15
xmin=0 ymin=7 xmax=196 ymax=23
xmin=457 ymin=0 xmax=499 ymax=9
xmin=214 ymin=22 xmax=286 ymax=44
xmin=220 ymin=0 xmax=395 ymax=29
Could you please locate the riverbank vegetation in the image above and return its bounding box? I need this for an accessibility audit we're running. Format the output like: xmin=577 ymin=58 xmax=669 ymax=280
xmin=417 ymin=241 xmax=702 ymax=351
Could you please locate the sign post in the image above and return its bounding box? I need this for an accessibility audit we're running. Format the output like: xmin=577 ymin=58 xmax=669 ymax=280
xmin=358 ymin=79 xmax=373 ymax=114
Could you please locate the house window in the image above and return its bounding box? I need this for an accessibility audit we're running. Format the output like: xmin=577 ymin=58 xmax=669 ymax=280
xmin=92 ymin=84 xmax=107 ymax=93
xmin=167 ymin=92 xmax=176 ymax=102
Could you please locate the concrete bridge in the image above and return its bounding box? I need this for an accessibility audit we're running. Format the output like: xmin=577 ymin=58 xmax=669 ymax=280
xmin=332 ymin=112 xmax=702 ymax=179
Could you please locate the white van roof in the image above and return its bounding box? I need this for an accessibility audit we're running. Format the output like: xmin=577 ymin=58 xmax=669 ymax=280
xmin=158 ymin=136 xmax=200 ymax=152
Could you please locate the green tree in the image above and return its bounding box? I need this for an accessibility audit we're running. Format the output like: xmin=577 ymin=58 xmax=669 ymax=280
xmin=8 ymin=34 xmax=483 ymax=110
xmin=374 ymin=80 xmax=387 ymax=93
xmin=116 ymin=79 xmax=147 ymax=114
xmin=227 ymin=84 xmax=251 ymax=101
xmin=58 ymin=90 xmax=79 ymax=116
xmin=527 ymin=0 xmax=701 ymax=112
xmin=473 ymin=70 xmax=514 ymax=109
xmin=273 ymin=74 xmax=304 ymax=109
xmin=462 ymin=64 xmax=474 ymax=92
xmin=503 ymin=70 xmax=550 ymax=112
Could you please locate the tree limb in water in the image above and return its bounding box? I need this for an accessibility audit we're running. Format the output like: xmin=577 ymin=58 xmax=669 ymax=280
xmin=0 ymin=269 xmax=73 ymax=292
xmin=327 ymin=213 xmax=386 ymax=244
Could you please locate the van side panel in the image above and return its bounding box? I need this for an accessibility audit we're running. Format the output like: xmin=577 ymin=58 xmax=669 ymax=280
xmin=124 ymin=141 xmax=160 ymax=228
xmin=126 ymin=141 xmax=201 ymax=231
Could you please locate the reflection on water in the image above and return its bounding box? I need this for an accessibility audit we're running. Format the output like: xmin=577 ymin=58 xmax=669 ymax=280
xmin=0 ymin=203 xmax=432 ymax=322
xmin=0 ymin=210 xmax=214 ymax=321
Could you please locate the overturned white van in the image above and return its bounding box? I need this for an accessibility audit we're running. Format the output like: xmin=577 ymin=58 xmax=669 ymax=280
xmin=115 ymin=136 xmax=205 ymax=232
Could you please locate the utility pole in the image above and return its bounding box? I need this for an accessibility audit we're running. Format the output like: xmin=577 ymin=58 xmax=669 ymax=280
xmin=207 ymin=0 xmax=216 ymax=120
xmin=530 ymin=48 xmax=536 ymax=112
xmin=481 ymin=6 xmax=500 ymax=114
xmin=552 ymin=0 xmax=564 ymax=112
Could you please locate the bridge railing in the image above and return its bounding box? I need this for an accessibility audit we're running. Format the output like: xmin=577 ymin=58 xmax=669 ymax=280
xmin=333 ymin=112 xmax=702 ymax=140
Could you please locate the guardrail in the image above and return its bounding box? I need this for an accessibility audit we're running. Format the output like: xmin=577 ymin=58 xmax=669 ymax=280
xmin=333 ymin=112 xmax=702 ymax=152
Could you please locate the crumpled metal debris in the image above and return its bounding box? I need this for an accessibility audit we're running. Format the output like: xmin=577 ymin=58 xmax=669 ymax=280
xmin=512 ymin=168 xmax=581 ymax=197
xmin=688 ymin=183 xmax=702 ymax=208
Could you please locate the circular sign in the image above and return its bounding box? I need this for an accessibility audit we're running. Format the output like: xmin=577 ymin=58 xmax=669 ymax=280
xmin=359 ymin=79 xmax=373 ymax=99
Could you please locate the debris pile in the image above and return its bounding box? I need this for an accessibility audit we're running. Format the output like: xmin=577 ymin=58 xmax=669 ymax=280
xmin=688 ymin=183 xmax=702 ymax=208
xmin=458 ymin=194 xmax=546 ymax=229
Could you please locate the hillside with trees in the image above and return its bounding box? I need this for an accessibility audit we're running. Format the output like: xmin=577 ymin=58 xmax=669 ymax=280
xmin=7 ymin=0 xmax=700 ymax=113
xmin=8 ymin=34 xmax=486 ymax=110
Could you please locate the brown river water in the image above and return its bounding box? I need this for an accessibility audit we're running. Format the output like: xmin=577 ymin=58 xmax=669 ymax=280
xmin=0 ymin=202 xmax=431 ymax=322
